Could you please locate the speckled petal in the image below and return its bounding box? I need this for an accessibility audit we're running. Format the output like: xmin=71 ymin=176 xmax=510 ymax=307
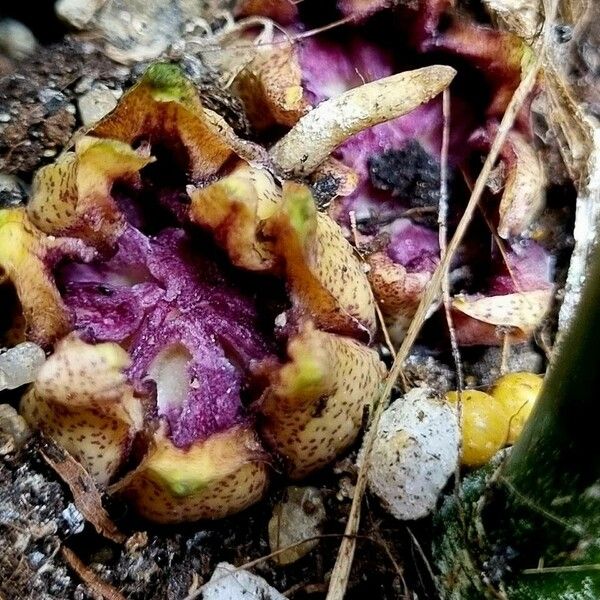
xmin=29 ymin=136 xmax=153 ymax=249
xmin=256 ymin=323 xmax=385 ymax=478
xmin=192 ymin=171 xmax=377 ymax=339
xmin=269 ymin=182 xmax=378 ymax=340
xmin=0 ymin=209 xmax=94 ymax=346
xmin=452 ymin=289 xmax=553 ymax=346
xmin=232 ymin=43 xmax=309 ymax=130
xmin=366 ymin=251 xmax=434 ymax=345
xmin=469 ymin=127 xmax=546 ymax=239
xmin=188 ymin=161 xmax=281 ymax=271
xmin=20 ymin=335 xmax=143 ymax=486
xmin=111 ymin=426 xmax=269 ymax=523
xmin=90 ymin=63 xmax=262 ymax=180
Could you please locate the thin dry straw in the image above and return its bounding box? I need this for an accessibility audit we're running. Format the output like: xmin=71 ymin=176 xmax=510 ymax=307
xmin=325 ymin=5 xmax=557 ymax=595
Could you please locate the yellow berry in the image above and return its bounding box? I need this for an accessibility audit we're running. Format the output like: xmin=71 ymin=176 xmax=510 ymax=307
xmin=490 ymin=372 xmax=543 ymax=444
xmin=446 ymin=390 xmax=509 ymax=468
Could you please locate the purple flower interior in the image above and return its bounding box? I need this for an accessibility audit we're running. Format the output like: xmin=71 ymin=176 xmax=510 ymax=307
xmin=55 ymin=207 xmax=280 ymax=448
xmin=488 ymin=240 xmax=554 ymax=296
xmin=386 ymin=219 xmax=439 ymax=273
xmin=299 ymin=34 xmax=476 ymax=272
xmin=298 ymin=29 xmax=555 ymax=302
xmin=300 ymin=37 xmax=394 ymax=107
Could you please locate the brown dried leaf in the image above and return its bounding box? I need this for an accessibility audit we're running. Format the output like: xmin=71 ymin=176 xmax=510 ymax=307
xmin=40 ymin=437 xmax=126 ymax=544
xmin=482 ymin=0 xmax=542 ymax=40
xmin=366 ymin=251 xmax=434 ymax=345
xmin=541 ymin=1 xmax=600 ymax=329
xmin=497 ymin=130 xmax=546 ymax=238
xmin=235 ymin=0 xmax=299 ymax=23
xmin=233 ymin=43 xmax=310 ymax=130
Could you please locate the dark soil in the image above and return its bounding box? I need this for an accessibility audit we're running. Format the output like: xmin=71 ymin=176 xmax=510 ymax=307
xmin=0 ymin=433 xmax=432 ymax=600
xmin=0 ymin=38 xmax=249 ymax=179
xmin=0 ymin=38 xmax=123 ymax=177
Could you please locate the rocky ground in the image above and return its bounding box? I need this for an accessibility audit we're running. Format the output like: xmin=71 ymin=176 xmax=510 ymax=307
xmin=0 ymin=432 xmax=434 ymax=599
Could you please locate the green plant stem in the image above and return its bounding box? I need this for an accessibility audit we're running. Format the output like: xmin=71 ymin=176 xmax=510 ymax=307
xmin=434 ymin=246 xmax=600 ymax=599
xmin=498 ymin=243 xmax=600 ymax=559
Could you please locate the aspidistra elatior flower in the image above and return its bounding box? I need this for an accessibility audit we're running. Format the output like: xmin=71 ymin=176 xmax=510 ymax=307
xmin=7 ymin=64 xmax=386 ymax=522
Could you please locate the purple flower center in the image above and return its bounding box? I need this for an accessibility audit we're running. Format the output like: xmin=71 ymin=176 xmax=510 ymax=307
xmin=56 ymin=223 xmax=278 ymax=448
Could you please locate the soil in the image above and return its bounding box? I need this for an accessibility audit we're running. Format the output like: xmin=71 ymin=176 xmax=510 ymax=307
xmin=1 ymin=433 xmax=435 ymax=600
xmin=0 ymin=38 xmax=123 ymax=177
xmin=0 ymin=5 xmax=579 ymax=600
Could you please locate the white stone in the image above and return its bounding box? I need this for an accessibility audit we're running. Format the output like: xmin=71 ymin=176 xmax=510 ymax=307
xmin=0 ymin=342 xmax=46 ymax=391
xmin=360 ymin=387 xmax=459 ymax=520
xmin=202 ymin=562 xmax=286 ymax=600
xmin=77 ymin=86 xmax=119 ymax=126
xmin=55 ymin=0 xmax=103 ymax=29
xmin=0 ymin=173 xmax=28 ymax=206
xmin=0 ymin=404 xmax=31 ymax=452
xmin=58 ymin=0 xmax=208 ymax=64
xmin=0 ymin=19 xmax=37 ymax=60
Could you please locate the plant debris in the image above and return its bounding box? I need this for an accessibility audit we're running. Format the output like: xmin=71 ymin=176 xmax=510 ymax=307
xmin=40 ymin=437 xmax=126 ymax=544
xmin=268 ymin=486 xmax=326 ymax=566
xmin=61 ymin=547 xmax=126 ymax=600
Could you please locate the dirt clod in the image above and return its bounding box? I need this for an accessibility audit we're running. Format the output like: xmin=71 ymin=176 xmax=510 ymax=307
xmin=368 ymin=140 xmax=445 ymax=208
xmin=0 ymin=38 xmax=125 ymax=177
